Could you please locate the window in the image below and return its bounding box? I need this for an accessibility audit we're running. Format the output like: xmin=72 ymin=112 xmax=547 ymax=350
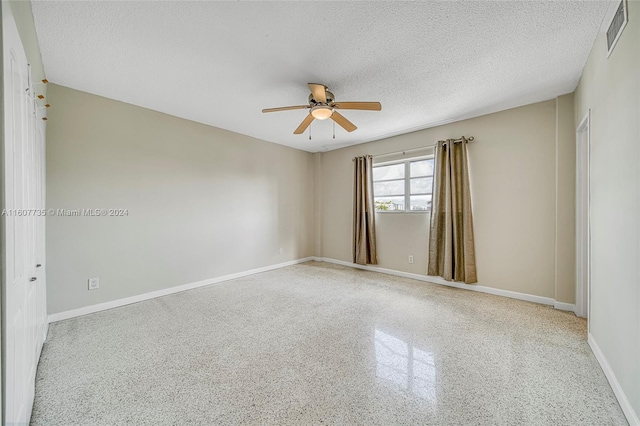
xmin=373 ymin=157 xmax=434 ymax=212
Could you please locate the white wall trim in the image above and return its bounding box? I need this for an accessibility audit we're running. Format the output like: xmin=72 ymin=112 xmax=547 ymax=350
xmin=314 ymin=257 xmax=559 ymax=307
xmin=48 ymin=257 xmax=315 ymax=323
xmin=588 ymin=333 xmax=640 ymax=426
xmin=553 ymin=301 xmax=576 ymax=312
xmin=575 ymin=109 xmax=591 ymax=321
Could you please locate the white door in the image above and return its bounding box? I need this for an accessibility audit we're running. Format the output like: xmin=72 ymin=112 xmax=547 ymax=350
xmin=3 ymin=4 xmax=48 ymax=424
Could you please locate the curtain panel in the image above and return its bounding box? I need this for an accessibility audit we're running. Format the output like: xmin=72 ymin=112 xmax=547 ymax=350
xmin=428 ymin=140 xmax=477 ymax=283
xmin=353 ymin=155 xmax=378 ymax=265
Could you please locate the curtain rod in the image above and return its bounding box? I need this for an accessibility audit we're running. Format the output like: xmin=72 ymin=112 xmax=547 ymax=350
xmin=368 ymin=136 xmax=474 ymax=160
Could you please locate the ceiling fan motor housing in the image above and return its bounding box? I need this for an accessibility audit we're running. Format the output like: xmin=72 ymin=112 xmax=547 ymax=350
xmin=309 ymin=91 xmax=334 ymax=105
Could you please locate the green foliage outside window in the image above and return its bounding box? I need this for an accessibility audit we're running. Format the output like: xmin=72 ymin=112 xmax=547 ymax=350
xmin=375 ymin=200 xmax=394 ymax=211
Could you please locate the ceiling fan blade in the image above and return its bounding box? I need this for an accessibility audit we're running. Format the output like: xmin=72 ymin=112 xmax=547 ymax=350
xmin=308 ymin=83 xmax=327 ymax=103
xmin=331 ymin=111 xmax=357 ymax=132
xmin=293 ymin=114 xmax=315 ymax=134
xmin=332 ymin=102 xmax=382 ymax=111
xmin=262 ymin=105 xmax=310 ymax=113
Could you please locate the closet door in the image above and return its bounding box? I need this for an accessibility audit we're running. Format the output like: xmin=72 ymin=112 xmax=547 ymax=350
xmin=3 ymin=4 xmax=48 ymax=424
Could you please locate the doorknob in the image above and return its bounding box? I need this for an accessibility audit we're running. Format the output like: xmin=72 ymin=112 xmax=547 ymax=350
xmin=30 ymin=277 xmax=37 ymax=282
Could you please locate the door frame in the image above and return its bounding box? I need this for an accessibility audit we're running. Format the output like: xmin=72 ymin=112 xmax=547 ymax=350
xmin=575 ymin=110 xmax=591 ymax=324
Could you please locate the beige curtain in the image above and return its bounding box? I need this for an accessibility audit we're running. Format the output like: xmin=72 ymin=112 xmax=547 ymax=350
xmin=428 ymin=139 xmax=477 ymax=283
xmin=353 ymin=155 xmax=378 ymax=265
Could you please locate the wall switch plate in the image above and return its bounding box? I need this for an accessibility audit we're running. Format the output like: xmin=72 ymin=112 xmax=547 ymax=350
xmin=408 ymin=255 xmax=414 ymax=264
xmin=88 ymin=277 xmax=99 ymax=290
xmin=279 ymin=248 xmax=283 ymax=255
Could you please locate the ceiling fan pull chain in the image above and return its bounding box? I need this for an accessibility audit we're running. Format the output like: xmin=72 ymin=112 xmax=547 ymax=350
xmin=309 ymin=123 xmax=311 ymax=140
xmin=333 ymin=120 xmax=336 ymax=139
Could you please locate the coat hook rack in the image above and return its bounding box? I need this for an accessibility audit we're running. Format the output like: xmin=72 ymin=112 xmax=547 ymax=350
xmin=35 ymin=102 xmax=50 ymax=121
xmin=33 ymin=80 xmax=48 ymax=101
xmin=27 ymin=68 xmax=50 ymax=120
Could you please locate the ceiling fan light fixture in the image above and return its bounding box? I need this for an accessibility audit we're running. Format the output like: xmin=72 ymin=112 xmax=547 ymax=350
xmin=310 ymin=106 xmax=333 ymax=120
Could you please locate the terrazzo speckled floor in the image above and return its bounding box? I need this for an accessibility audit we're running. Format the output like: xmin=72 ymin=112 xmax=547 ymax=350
xmin=32 ymin=262 xmax=627 ymax=425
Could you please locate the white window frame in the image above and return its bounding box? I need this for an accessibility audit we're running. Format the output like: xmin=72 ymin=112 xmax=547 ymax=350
xmin=373 ymin=155 xmax=434 ymax=213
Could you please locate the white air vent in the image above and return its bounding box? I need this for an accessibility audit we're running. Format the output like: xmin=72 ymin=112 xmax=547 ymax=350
xmin=606 ymin=0 xmax=628 ymax=57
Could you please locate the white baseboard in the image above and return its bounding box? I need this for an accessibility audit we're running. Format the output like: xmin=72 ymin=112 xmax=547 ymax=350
xmin=553 ymin=301 xmax=576 ymax=312
xmin=588 ymin=333 xmax=640 ymax=425
xmin=48 ymin=257 xmax=315 ymax=323
xmin=314 ymin=257 xmax=558 ymax=307
xmin=48 ymin=255 xmax=576 ymax=322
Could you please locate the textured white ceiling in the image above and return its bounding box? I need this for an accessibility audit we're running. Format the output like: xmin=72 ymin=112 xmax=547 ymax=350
xmin=32 ymin=1 xmax=609 ymax=152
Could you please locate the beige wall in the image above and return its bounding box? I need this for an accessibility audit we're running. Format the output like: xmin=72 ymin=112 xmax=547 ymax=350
xmin=313 ymin=152 xmax=323 ymax=257
xmin=46 ymin=84 xmax=314 ymax=314
xmin=574 ymin=0 xmax=640 ymax=419
xmin=319 ymin=98 xmax=577 ymax=302
xmin=555 ymin=93 xmax=576 ymax=304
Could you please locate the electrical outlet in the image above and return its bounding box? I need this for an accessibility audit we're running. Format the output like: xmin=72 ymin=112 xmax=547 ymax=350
xmin=408 ymin=255 xmax=414 ymax=264
xmin=279 ymin=248 xmax=284 ymax=255
xmin=88 ymin=277 xmax=99 ymax=290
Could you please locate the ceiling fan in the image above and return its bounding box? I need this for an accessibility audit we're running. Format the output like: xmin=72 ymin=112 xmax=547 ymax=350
xmin=262 ymin=83 xmax=382 ymax=135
